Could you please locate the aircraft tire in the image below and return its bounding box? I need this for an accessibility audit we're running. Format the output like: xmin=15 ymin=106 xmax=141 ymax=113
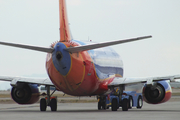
xmin=98 ymin=101 xmax=101 ymax=110
xmin=50 ymin=98 xmax=57 ymax=111
xmin=137 ymin=96 xmax=143 ymax=109
xmin=122 ymin=98 xmax=128 ymax=111
xmin=128 ymin=96 xmax=133 ymax=109
xmin=102 ymin=101 xmax=106 ymax=110
xmin=40 ymin=98 xmax=47 ymax=111
xmin=111 ymin=98 xmax=118 ymax=111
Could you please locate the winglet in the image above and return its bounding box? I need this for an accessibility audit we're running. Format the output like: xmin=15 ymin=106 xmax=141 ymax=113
xmin=59 ymin=0 xmax=71 ymax=42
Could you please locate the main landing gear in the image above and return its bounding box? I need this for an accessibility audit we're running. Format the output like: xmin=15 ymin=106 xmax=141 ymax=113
xmin=40 ymin=86 xmax=57 ymax=111
xmin=97 ymin=96 xmax=107 ymax=110
xmin=97 ymin=85 xmax=143 ymax=112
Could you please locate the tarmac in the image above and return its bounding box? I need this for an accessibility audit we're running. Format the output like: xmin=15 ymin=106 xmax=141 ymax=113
xmin=0 ymin=99 xmax=180 ymax=120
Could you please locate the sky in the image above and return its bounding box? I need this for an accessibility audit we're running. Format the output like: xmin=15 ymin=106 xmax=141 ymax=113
xmin=0 ymin=0 xmax=180 ymax=89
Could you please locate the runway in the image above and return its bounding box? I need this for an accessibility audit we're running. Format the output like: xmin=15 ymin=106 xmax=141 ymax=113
xmin=0 ymin=100 xmax=180 ymax=120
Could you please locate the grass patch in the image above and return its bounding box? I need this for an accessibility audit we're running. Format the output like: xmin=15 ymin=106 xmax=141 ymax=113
xmin=0 ymin=94 xmax=11 ymax=98
xmin=171 ymin=92 xmax=180 ymax=96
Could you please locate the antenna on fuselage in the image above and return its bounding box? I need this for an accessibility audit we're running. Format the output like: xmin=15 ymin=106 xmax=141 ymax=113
xmin=88 ymin=36 xmax=92 ymax=42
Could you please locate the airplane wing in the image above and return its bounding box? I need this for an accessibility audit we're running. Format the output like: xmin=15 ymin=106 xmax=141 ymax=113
xmin=64 ymin=36 xmax=152 ymax=53
xmin=108 ymin=75 xmax=180 ymax=87
xmin=0 ymin=76 xmax=54 ymax=87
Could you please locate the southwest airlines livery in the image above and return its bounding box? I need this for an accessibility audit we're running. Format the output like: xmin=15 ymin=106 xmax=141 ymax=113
xmin=0 ymin=0 xmax=180 ymax=111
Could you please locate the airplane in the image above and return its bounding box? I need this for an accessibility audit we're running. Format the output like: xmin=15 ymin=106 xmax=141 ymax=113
xmin=0 ymin=0 xmax=180 ymax=112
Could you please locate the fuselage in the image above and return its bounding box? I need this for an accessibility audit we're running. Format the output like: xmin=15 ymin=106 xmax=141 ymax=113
xmin=46 ymin=40 xmax=123 ymax=96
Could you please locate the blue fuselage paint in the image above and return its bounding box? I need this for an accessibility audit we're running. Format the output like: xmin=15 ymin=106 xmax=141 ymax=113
xmin=52 ymin=40 xmax=124 ymax=79
xmin=157 ymin=81 xmax=172 ymax=92
xmin=73 ymin=40 xmax=124 ymax=79
xmin=52 ymin=42 xmax=71 ymax=76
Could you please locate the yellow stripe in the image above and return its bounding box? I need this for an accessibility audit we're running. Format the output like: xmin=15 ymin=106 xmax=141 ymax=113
xmin=166 ymin=90 xmax=172 ymax=93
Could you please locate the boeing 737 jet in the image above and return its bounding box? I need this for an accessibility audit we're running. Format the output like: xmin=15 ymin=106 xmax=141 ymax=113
xmin=0 ymin=0 xmax=180 ymax=111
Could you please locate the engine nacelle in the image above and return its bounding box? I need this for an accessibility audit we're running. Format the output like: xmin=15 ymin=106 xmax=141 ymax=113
xmin=142 ymin=81 xmax=171 ymax=104
xmin=11 ymin=83 xmax=40 ymax=104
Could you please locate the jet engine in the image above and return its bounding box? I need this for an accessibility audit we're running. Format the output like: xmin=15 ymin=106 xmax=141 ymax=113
xmin=11 ymin=83 xmax=40 ymax=104
xmin=142 ymin=81 xmax=171 ymax=104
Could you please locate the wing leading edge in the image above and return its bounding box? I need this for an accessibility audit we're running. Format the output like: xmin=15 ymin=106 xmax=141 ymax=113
xmin=0 ymin=76 xmax=54 ymax=87
xmin=108 ymin=75 xmax=180 ymax=87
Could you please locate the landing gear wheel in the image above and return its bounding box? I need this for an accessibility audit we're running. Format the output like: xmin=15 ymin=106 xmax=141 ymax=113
xmin=122 ymin=98 xmax=128 ymax=111
xmin=128 ymin=96 xmax=133 ymax=109
xmin=98 ymin=101 xmax=106 ymax=110
xmin=102 ymin=101 xmax=106 ymax=110
xmin=111 ymin=98 xmax=118 ymax=111
xmin=98 ymin=101 xmax=102 ymax=110
xmin=50 ymin=98 xmax=57 ymax=111
xmin=98 ymin=96 xmax=106 ymax=110
xmin=40 ymin=98 xmax=47 ymax=111
xmin=137 ymin=96 xmax=143 ymax=109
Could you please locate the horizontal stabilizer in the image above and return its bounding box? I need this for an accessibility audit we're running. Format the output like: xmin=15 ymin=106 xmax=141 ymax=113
xmin=0 ymin=41 xmax=54 ymax=53
xmin=64 ymin=36 xmax=152 ymax=53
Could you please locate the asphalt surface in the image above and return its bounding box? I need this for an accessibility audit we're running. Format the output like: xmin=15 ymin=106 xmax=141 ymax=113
xmin=0 ymin=100 xmax=180 ymax=120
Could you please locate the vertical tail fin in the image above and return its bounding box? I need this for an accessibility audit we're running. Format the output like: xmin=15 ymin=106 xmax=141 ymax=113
xmin=59 ymin=0 xmax=71 ymax=42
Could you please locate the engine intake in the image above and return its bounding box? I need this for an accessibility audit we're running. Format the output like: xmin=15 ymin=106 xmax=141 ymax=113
xmin=11 ymin=83 xmax=40 ymax=104
xmin=142 ymin=81 xmax=171 ymax=104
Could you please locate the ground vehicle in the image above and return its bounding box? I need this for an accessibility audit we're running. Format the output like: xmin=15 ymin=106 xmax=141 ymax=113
xmin=98 ymin=90 xmax=143 ymax=111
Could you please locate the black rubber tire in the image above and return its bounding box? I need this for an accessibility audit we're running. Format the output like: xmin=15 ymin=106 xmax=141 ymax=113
xmin=122 ymin=98 xmax=129 ymax=111
xmin=128 ymin=96 xmax=133 ymax=109
xmin=111 ymin=98 xmax=118 ymax=111
xmin=50 ymin=98 xmax=57 ymax=111
xmin=98 ymin=101 xmax=101 ymax=110
xmin=40 ymin=98 xmax=47 ymax=111
xmin=137 ymin=96 xmax=143 ymax=109
xmin=102 ymin=101 xmax=106 ymax=110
